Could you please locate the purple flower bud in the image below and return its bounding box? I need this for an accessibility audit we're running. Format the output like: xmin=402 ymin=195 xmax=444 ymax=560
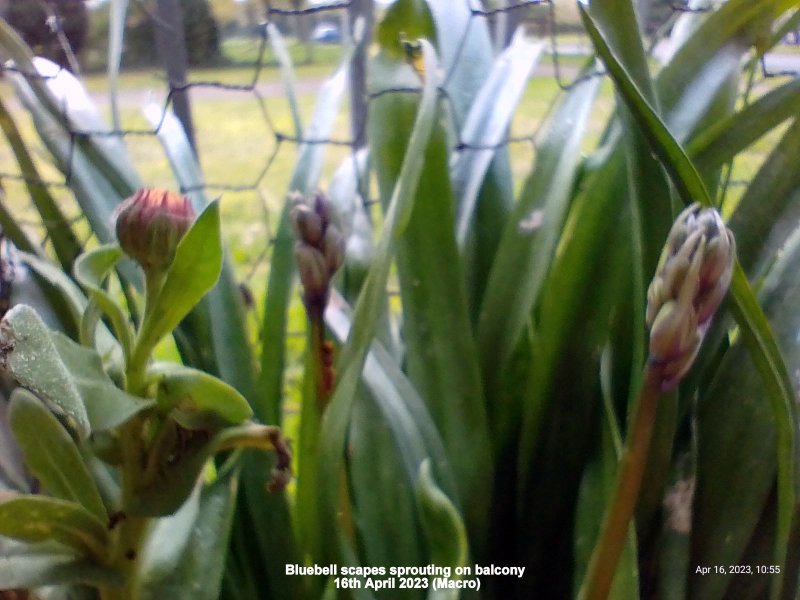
xmin=115 ymin=189 xmax=195 ymax=275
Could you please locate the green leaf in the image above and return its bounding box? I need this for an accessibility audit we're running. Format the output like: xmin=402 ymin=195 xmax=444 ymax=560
xmin=425 ymin=0 xmax=516 ymax=320
xmin=0 ymin=496 xmax=108 ymax=558
xmin=579 ymin=5 xmax=710 ymax=208
xmin=49 ymin=331 xmax=153 ymax=432
xmin=0 ymin=187 xmax=41 ymax=257
xmin=326 ymin=295 xmax=457 ymax=499
xmin=415 ymin=459 xmax=467 ymax=568
xmin=137 ymin=201 xmax=223 ymax=354
xmin=369 ymin=42 xmax=491 ymax=545
xmin=348 ymin=393 xmax=426 ymax=599
xmin=0 ymin=304 xmax=90 ymax=438
xmin=0 ymin=96 xmax=81 ymax=271
xmin=318 ymin=38 xmax=440 ymax=564
xmin=687 ymin=78 xmax=800 ymax=174
xmin=0 ymin=542 xmax=121 ymax=590
xmin=728 ymin=118 xmax=800 ymax=275
xmin=74 ymin=244 xmax=133 ymax=361
xmin=140 ymin=469 xmax=238 ymax=600
xmin=582 ymin=7 xmax=797 ymax=596
xmin=150 ymin=362 xmax=253 ymax=425
xmin=691 ymin=248 xmax=800 ymax=599
xmin=9 ymin=389 xmax=107 ymax=522
xmin=267 ymin=22 xmax=303 ymax=137
xmin=18 ymin=251 xmax=123 ymax=366
xmin=107 ymin=0 xmax=129 ymax=130
xmin=477 ymin=69 xmax=601 ymax=404
xmin=452 ymin=31 xmax=544 ymax=245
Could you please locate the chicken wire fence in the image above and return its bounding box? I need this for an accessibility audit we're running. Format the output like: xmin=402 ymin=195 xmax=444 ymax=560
xmin=0 ymin=0 xmax=792 ymax=322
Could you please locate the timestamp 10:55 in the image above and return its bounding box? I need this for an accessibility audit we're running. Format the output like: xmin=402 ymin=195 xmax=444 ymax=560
xmin=710 ymin=565 xmax=781 ymax=575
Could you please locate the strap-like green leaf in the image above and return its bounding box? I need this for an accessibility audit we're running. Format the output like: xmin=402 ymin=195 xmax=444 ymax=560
xmin=0 ymin=97 xmax=81 ymax=271
xmin=140 ymin=469 xmax=238 ymax=600
xmin=415 ymin=460 xmax=467 ymax=600
xmin=582 ymin=6 xmax=797 ymax=597
xmin=452 ymin=32 xmax=544 ymax=245
xmin=318 ymin=38 xmax=440 ymax=565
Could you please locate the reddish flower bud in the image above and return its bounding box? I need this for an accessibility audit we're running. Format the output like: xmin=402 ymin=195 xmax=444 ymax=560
xmin=115 ymin=189 xmax=195 ymax=274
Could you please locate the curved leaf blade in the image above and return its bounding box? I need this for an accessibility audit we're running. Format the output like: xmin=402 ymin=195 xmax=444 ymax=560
xmin=0 ymin=495 xmax=108 ymax=558
xmin=318 ymin=39 xmax=440 ymax=563
xmin=582 ymin=6 xmax=797 ymax=596
xmin=9 ymin=389 xmax=107 ymax=522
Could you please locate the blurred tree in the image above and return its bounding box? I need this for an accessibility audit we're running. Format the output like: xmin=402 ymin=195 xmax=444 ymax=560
xmin=123 ymin=0 xmax=221 ymax=67
xmin=3 ymin=0 xmax=89 ymax=71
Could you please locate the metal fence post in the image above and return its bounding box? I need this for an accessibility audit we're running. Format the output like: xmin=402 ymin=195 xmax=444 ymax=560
xmin=154 ymin=0 xmax=197 ymax=155
xmin=348 ymin=0 xmax=372 ymax=149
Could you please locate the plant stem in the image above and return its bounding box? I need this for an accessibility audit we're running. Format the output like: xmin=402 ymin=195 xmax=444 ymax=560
xmin=103 ymin=513 xmax=151 ymax=600
xmin=104 ymin=268 xmax=165 ymax=599
xmin=578 ymin=367 xmax=662 ymax=600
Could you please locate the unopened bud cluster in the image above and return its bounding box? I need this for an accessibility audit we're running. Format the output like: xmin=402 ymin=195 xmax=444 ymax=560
xmin=291 ymin=192 xmax=344 ymax=315
xmin=646 ymin=203 xmax=735 ymax=390
xmin=115 ymin=188 xmax=195 ymax=275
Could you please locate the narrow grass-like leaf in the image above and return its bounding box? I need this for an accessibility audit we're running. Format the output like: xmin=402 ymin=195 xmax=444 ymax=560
xmin=0 ymin=21 xmax=140 ymax=196
xmin=318 ymin=39 xmax=439 ymax=563
xmin=583 ymin=7 xmax=797 ymax=595
xmin=348 ymin=393 xmax=426 ymax=598
xmin=326 ymin=295 xmax=457 ymax=498
xmin=426 ymin=0 xmax=514 ymax=319
xmin=580 ymin=6 xmax=709 ymax=207
xmin=267 ymin=22 xmax=303 ymax=137
xmin=0 ymin=495 xmax=108 ymax=558
xmin=0 ymin=189 xmax=40 ymax=256
xmin=9 ymin=389 xmax=106 ymax=522
xmin=727 ymin=118 xmax=800 ymax=274
xmin=477 ymin=70 xmax=600 ymax=404
xmin=108 ymin=0 xmax=129 ymax=130
xmin=687 ymin=78 xmax=800 ymax=173
xmin=452 ymin=32 xmax=543 ymax=245
xmin=370 ymin=47 xmax=491 ymax=544
xmin=140 ymin=468 xmax=238 ymax=600
xmin=415 ymin=460 xmax=468 ymax=600
xmin=0 ymin=97 xmax=81 ymax=271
